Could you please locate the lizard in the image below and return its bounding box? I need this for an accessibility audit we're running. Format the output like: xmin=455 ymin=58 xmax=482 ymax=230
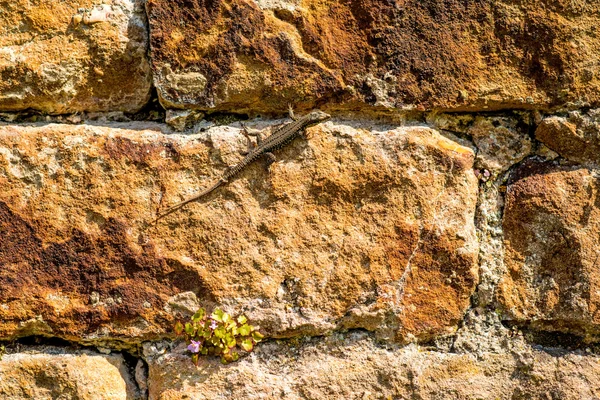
xmin=150 ymin=106 xmax=331 ymax=224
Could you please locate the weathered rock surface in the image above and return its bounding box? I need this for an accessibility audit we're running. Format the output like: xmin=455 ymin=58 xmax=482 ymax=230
xmin=0 ymin=347 xmax=140 ymax=399
xmin=5 ymin=0 xmax=600 ymax=396
xmin=498 ymin=161 xmax=600 ymax=339
xmin=0 ymin=0 xmax=151 ymax=113
xmin=0 ymin=120 xmax=477 ymax=344
xmin=536 ymin=110 xmax=600 ymax=165
xmin=146 ymin=0 xmax=600 ymax=113
xmin=146 ymin=332 xmax=600 ymax=400
xmin=468 ymin=115 xmax=532 ymax=174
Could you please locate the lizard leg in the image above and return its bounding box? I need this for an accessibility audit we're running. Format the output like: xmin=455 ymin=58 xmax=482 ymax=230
xmin=221 ymin=165 xmax=234 ymax=179
xmin=240 ymin=122 xmax=263 ymax=145
xmin=288 ymin=103 xmax=297 ymax=121
xmin=240 ymin=123 xmax=257 ymax=154
xmin=264 ymin=152 xmax=277 ymax=166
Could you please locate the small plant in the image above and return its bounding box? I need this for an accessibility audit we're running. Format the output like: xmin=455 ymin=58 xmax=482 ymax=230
xmin=174 ymin=307 xmax=264 ymax=365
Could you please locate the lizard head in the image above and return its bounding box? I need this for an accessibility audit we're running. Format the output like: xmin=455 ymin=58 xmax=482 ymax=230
xmin=307 ymin=110 xmax=331 ymax=125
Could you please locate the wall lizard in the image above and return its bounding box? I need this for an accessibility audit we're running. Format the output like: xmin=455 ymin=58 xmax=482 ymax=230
xmin=151 ymin=107 xmax=330 ymax=223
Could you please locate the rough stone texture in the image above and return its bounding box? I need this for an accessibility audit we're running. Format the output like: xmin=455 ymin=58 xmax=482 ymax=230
xmin=0 ymin=0 xmax=152 ymax=114
xmin=0 ymin=120 xmax=478 ymax=344
xmin=471 ymin=178 xmax=508 ymax=309
xmin=536 ymin=110 xmax=600 ymax=165
xmin=146 ymin=0 xmax=600 ymax=113
xmin=498 ymin=161 xmax=600 ymax=339
xmin=0 ymin=347 xmax=140 ymax=399
xmin=145 ymin=332 xmax=600 ymax=400
xmin=5 ymin=0 xmax=600 ymax=397
xmin=468 ymin=115 xmax=532 ymax=174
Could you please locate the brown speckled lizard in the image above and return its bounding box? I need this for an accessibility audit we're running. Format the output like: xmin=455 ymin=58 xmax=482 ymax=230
xmin=151 ymin=106 xmax=330 ymax=223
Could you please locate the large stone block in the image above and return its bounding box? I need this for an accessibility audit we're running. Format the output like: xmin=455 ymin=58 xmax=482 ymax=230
xmin=0 ymin=0 xmax=152 ymax=113
xmin=0 ymin=120 xmax=477 ymax=344
xmin=0 ymin=347 xmax=140 ymax=399
xmin=498 ymin=161 xmax=600 ymax=338
xmin=146 ymin=0 xmax=600 ymax=113
xmin=145 ymin=332 xmax=600 ymax=400
xmin=536 ymin=110 xmax=600 ymax=165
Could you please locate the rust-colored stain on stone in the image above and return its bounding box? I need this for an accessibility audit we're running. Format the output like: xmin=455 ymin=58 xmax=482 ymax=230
xmin=397 ymin=228 xmax=477 ymax=339
xmin=498 ymin=160 xmax=600 ymax=338
xmin=103 ymin=136 xmax=177 ymax=165
xmin=0 ymin=203 xmax=210 ymax=340
xmin=147 ymin=0 xmax=600 ymax=112
xmin=0 ymin=122 xmax=478 ymax=343
xmin=536 ymin=111 xmax=600 ymax=165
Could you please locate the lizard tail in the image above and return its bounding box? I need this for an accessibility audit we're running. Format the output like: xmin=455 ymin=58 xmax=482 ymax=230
xmin=149 ymin=180 xmax=224 ymax=225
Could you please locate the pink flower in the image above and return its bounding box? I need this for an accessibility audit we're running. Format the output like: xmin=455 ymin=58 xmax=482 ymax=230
xmin=187 ymin=340 xmax=201 ymax=353
xmin=210 ymin=320 xmax=218 ymax=330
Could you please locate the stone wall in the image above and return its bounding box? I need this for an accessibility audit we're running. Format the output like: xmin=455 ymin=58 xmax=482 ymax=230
xmin=2 ymin=0 xmax=600 ymax=399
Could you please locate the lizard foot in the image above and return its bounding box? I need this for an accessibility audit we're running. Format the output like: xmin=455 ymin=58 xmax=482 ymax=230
xmin=288 ymin=103 xmax=297 ymax=121
xmin=264 ymin=152 xmax=276 ymax=166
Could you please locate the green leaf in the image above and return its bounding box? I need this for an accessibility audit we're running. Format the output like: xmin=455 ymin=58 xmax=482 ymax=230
xmin=174 ymin=321 xmax=184 ymax=335
xmin=241 ymin=338 xmax=254 ymax=352
xmin=238 ymin=324 xmax=251 ymax=336
xmin=214 ymin=327 xmax=226 ymax=339
xmin=223 ymin=312 xmax=232 ymax=323
xmin=227 ymin=336 xmax=236 ymax=348
xmin=192 ymin=308 xmax=205 ymax=322
xmin=178 ymin=307 xmax=260 ymax=364
xmin=252 ymin=331 xmax=264 ymax=342
xmin=212 ymin=308 xmax=225 ymax=322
